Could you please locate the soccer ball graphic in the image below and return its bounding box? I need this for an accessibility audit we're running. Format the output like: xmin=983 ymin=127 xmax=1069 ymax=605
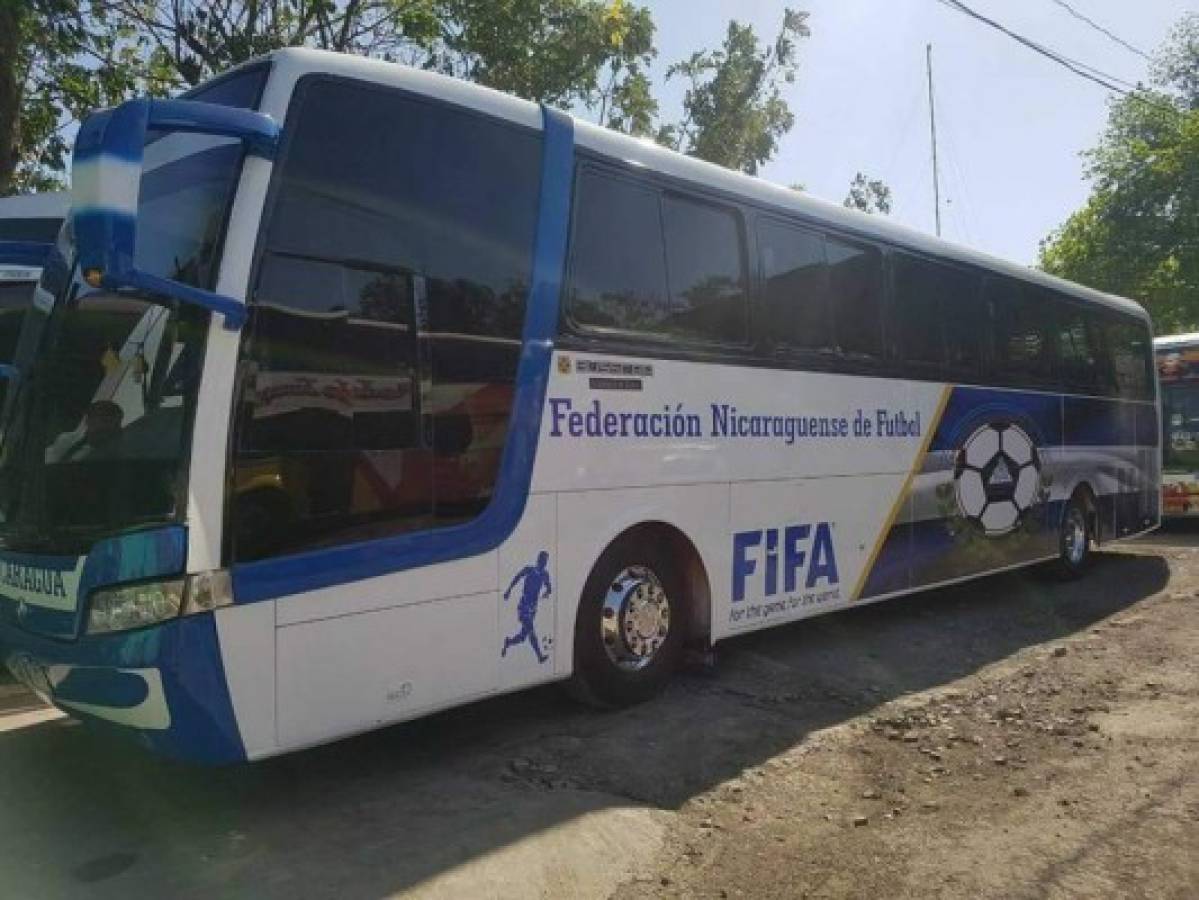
xmin=953 ymin=422 xmax=1042 ymax=536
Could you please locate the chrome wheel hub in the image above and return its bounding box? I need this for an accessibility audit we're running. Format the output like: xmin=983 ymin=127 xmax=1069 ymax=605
xmin=600 ymin=566 xmax=671 ymax=671
xmin=1064 ymin=507 xmax=1087 ymax=565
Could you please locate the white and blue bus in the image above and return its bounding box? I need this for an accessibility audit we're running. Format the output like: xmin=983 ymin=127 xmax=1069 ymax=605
xmin=0 ymin=50 xmax=1158 ymax=762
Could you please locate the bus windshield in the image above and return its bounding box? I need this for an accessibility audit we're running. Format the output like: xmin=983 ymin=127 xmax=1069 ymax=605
xmin=1162 ymin=381 xmax=1199 ymax=472
xmin=0 ymin=68 xmax=264 ymax=555
xmin=0 ymin=254 xmax=210 ymax=556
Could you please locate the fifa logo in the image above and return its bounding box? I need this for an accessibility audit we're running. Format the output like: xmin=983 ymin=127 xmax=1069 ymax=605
xmin=732 ymin=522 xmax=839 ymax=603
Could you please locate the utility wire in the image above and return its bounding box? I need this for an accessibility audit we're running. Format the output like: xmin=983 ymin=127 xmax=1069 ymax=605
xmin=1047 ymin=0 xmax=1151 ymax=61
xmin=934 ymin=0 xmax=1178 ymax=116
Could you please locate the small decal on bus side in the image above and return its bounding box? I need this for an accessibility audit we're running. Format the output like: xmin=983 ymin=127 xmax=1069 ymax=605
xmin=501 ymin=551 xmax=554 ymax=665
xmin=588 ymin=377 xmax=643 ymax=392
xmin=575 ymin=359 xmax=654 ymax=378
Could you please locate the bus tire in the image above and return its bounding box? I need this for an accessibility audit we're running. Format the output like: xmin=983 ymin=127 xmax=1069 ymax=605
xmin=567 ymin=535 xmax=688 ymax=708
xmin=1054 ymin=493 xmax=1093 ymax=579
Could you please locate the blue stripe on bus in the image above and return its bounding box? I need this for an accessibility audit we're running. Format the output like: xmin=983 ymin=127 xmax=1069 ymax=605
xmin=0 ymin=612 xmax=246 ymax=764
xmin=1135 ymin=404 xmax=1158 ymax=447
xmin=928 ymin=386 xmax=1155 ymax=453
xmin=231 ymin=105 xmax=576 ymax=604
xmin=1063 ymin=396 xmax=1141 ymax=447
xmin=0 ymin=526 xmax=187 ymax=640
xmin=0 ymin=240 xmax=54 ymax=268
xmin=928 ymin=386 xmax=1062 ymax=453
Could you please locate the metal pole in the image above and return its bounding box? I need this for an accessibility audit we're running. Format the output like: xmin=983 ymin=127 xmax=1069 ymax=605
xmin=926 ymin=43 xmax=942 ymax=238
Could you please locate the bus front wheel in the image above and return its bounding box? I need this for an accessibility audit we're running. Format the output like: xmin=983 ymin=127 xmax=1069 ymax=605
xmin=568 ymin=536 xmax=688 ymax=708
xmin=1054 ymin=493 xmax=1093 ymax=579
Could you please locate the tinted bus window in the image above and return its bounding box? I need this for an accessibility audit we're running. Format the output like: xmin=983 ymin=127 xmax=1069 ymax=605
xmin=569 ymin=172 xmax=749 ymax=345
xmin=757 ymin=219 xmax=832 ymax=352
xmin=0 ymin=282 xmax=31 ymax=361
xmin=662 ymin=194 xmax=748 ymax=344
xmin=891 ymin=255 xmax=983 ymax=376
xmin=1055 ymin=300 xmax=1106 ymax=393
xmin=891 ymin=254 xmax=946 ymax=367
xmin=943 ymin=278 xmax=986 ymax=376
xmin=232 ymin=78 xmax=539 ymax=561
xmin=1106 ymin=318 xmax=1153 ymax=400
xmin=569 ymin=171 xmax=669 ymax=334
xmin=0 ymin=218 xmax=61 ymax=243
xmin=828 ymin=237 xmax=883 ymax=358
xmin=989 ymin=278 xmax=1053 ymax=383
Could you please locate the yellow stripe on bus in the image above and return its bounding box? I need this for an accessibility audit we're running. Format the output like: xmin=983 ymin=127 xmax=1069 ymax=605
xmin=851 ymin=385 xmax=953 ymax=602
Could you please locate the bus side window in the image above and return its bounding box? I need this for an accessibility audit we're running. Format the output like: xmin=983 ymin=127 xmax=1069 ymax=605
xmin=988 ymin=277 xmax=1053 ymax=386
xmin=1106 ymin=318 xmax=1154 ymax=401
xmin=661 ymin=193 xmax=749 ymax=345
xmin=755 ymin=218 xmax=832 ymax=353
xmin=827 ymin=237 xmax=884 ymax=359
xmin=568 ymin=171 xmax=749 ymax=346
xmin=890 ymin=252 xmax=951 ymax=372
xmin=1056 ymin=298 xmax=1104 ymax=394
xmin=942 ymin=270 xmax=985 ymax=379
xmin=231 ymin=78 xmax=540 ymax=563
xmin=568 ymin=170 xmax=669 ymax=335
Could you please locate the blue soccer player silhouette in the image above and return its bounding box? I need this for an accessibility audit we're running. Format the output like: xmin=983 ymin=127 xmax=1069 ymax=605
xmin=502 ymin=551 xmax=553 ymax=664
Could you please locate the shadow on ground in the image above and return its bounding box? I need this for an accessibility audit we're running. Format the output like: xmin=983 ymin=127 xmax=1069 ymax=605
xmin=0 ymin=551 xmax=1170 ymax=899
xmin=1133 ymin=517 xmax=1199 ymax=549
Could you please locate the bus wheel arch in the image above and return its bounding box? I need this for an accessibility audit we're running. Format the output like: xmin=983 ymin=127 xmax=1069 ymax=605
xmin=1080 ymin=483 xmax=1101 ymax=543
xmin=1067 ymin=481 xmax=1101 ymax=544
xmin=1054 ymin=484 xmax=1098 ymax=579
xmin=566 ymin=521 xmax=712 ymax=707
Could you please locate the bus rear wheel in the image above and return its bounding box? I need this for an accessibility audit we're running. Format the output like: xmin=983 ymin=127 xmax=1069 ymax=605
xmin=568 ymin=536 xmax=688 ymax=708
xmin=1054 ymin=493 xmax=1093 ymax=579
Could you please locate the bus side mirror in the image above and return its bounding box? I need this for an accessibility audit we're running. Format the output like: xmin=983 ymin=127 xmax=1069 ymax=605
xmin=71 ymin=98 xmax=280 ymax=330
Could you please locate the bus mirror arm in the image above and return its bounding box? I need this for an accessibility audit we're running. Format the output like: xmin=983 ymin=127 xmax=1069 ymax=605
xmin=108 ymin=269 xmax=248 ymax=330
xmin=71 ymin=98 xmax=278 ymax=332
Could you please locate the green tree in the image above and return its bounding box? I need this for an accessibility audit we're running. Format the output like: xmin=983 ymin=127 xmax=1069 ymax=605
xmin=432 ymin=0 xmax=654 ymax=109
xmin=659 ymin=8 xmax=809 ymax=175
xmin=2 ymin=0 xmax=656 ymax=194
xmin=2 ymin=0 xmax=168 ymax=193
xmin=1040 ymin=14 xmax=1199 ymax=330
xmin=844 ymin=172 xmax=892 ymax=215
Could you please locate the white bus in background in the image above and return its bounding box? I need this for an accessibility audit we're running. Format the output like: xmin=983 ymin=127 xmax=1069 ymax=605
xmin=0 ymin=51 xmax=1158 ymax=763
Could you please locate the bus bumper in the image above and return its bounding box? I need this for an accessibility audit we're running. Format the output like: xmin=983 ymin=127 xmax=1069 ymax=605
xmin=1162 ymin=479 xmax=1199 ymax=518
xmin=0 ymin=613 xmax=246 ymax=764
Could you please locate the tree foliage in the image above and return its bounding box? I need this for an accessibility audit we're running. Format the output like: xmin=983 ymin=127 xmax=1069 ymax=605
xmin=1040 ymin=14 xmax=1199 ymax=330
xmin=2 ymin=0 xmax=168 ymax=193
xmin=844 ymin=172 xmax=892 ymax=215
xmin=1 ymin=2 xmax=829 ymax=195
xmin=1 ymin=0 xmax=657 ymax=194
xmin=658 ymin=8 xmax=809 ymax=175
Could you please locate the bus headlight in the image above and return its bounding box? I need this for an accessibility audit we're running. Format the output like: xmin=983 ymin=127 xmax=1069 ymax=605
xmin=86 ymin=571 xmax=233 ymax=635
xmin=87 ymin=579 xmax=185 ymax=634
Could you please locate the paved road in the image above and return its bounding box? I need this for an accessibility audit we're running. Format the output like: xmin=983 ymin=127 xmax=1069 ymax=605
xmin=0 ymin=529 xmax=1193 ymax=899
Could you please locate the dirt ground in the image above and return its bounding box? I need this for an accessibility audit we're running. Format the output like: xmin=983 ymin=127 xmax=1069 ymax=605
xmin=1 ymin=528 xmax=1197 ymax=899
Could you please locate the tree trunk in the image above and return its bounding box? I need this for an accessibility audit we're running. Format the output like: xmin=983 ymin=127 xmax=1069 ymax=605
xmin=0 ymin=1 xmax=24 ymax=195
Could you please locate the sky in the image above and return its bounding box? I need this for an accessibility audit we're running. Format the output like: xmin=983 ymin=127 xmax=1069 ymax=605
xmin=636 ymin=0 xmax=1193 ymax=264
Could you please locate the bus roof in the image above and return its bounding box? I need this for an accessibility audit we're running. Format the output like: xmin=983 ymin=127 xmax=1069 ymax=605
xmin=0 ymin=191 xmax=69 ymax=219
xmin=1154 ymin=333 xmax=1199 ymax=350
xmin=257 ymin=48 xmax=1148 ymax=323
